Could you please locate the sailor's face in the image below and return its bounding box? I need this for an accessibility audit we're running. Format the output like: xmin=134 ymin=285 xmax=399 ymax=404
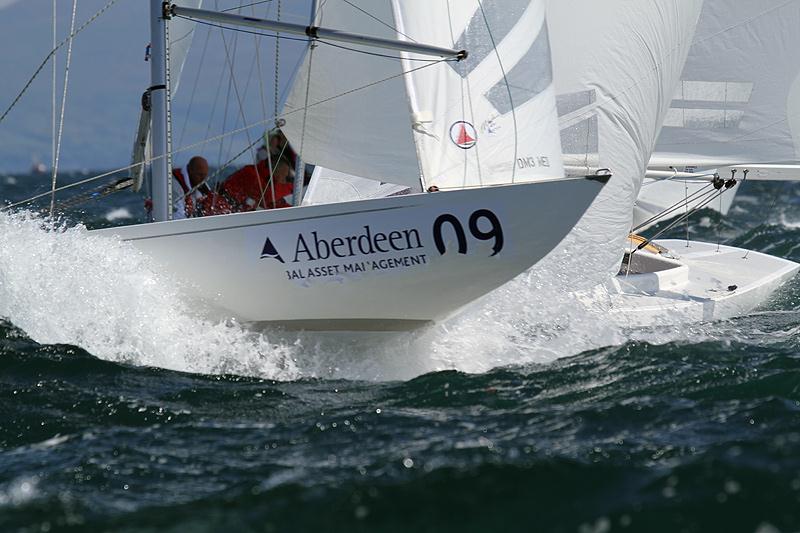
xmin=189 ymin=161 xmax=209 ymax=187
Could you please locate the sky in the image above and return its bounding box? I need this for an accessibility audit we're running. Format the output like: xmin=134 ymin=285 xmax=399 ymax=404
xmin=0 ymin=0 xmax=309 ymax=173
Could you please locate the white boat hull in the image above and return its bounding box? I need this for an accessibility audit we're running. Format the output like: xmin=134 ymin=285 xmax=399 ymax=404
xmin=95 ymin=178 xmax=604 ymax=330
xmin=583 ymin=239 xmax=800 ymax=326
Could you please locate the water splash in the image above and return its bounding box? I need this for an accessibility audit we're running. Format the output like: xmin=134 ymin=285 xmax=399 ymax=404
xmin=0 ymin=210 xmax=786 ymax=382
xmin=0 ymin=211 xmax=299 ymax=380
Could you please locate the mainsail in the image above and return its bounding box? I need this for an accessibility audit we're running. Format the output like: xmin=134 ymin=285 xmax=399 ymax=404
xmin=654 ymin=0 xmax=800 ymax=169
xmin=282 ymin=0 xmax=564 ymax=191
xmin=542 ymin=0 xmax=704 ymax=282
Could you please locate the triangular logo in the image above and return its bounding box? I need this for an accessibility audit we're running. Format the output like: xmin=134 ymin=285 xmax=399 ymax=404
xmin=260 ymin=237 xmax=284 ymax=263
xmin=449 ymin=121 xmax=477 ymax=149
xmin=456 ymin=124 xmax=475 ymax=145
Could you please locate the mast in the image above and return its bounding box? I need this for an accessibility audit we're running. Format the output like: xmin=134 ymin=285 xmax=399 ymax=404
xmin=291 ymin=0 xmax=319 ymax=207
xmin=150 ymin=0 xmax=171 ymax=222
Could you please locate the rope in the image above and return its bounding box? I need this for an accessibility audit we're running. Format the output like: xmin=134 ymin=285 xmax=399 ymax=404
xmin=0 ymin=0 xmax=120 ymax=126
xmin=51 ymin=0 xmax=57 ymax=180
xmin=273 ymin=0 xmax=281 ymax=127
xmin=3 ymin=57 xmax=449 ymax=212
xmin=165 ymin=12 xmax=175 ymax=218
xmin=177 ymin=24 xmax=212 ymax=148
xmin=218 ymin=20 xmax=264 ymax=205
xmin=49 ymin=0 xmax=78 ymax=218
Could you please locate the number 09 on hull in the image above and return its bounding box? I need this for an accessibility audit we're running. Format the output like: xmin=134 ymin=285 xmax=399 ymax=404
xmin=95 ymin=177 xmax=605 ymax=330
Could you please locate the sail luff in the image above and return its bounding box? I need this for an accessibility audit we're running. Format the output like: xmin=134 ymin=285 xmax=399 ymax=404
xmin=389 ymin=0 xmax=427 ymax=191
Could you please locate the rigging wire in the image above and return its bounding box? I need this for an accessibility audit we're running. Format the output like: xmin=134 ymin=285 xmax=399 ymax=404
xmin=632 ymin=178 xmax=717 ymax=232
xmin=340 ymin=0 xmax=418 ymax=42
xmin=165 ymin=10 xmax=176 ymax=217
xmin=3 ymin=57 xmax=449 ymax=212
xmin=634 ymin=184 xmax=737 ymax=253
xmin=49 ymin=0 xmax=78 ymax=218
xmin=218 ymin=10 xmax=266 ymax=207
xmin=177 ymin=24 xmax=212 ymax=149
xmin=273 ymin=0 xmax=281 ymax=126
xmin=221 ymin=0 xmax=274 ymax=12
xmin=51 ymin=0 xmax=57 ymax=180
xmin=173 ymin=15 xmax=310 ymax=44
xmin=0 ymin=0 xmax=120 ymax=126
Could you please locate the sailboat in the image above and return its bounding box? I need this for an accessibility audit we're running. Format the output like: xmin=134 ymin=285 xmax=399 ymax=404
xmin=544 ymin=0 xmax=800 ymax=325
xmin=87 ymin=0 xmax=606 ymax=330
xmin=634 ymin=0 xmax=800 ymax=231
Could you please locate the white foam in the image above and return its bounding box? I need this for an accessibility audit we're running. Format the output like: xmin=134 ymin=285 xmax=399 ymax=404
xmin=0 ymin=210 xmax=737 ymax=382
xmin=0 ymin=211 xmax=299 ymax=380
xmin=104 ymin=207 xmax=133 ymax=222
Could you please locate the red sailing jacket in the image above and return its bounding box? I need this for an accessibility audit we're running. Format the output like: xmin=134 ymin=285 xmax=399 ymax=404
xmin=222 ymin=161 xmax=293 ymax=210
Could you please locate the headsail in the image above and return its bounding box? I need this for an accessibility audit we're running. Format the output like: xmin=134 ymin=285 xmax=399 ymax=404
xmin=282 ymin=0 xmax=564 ymax=190
xmin=391 ymin=0 xmax=564 ymax=189
xmin=281 ymin=1 xmax=420 ymax=188
xmin=543 ymin=0 xmax=704 ymax=282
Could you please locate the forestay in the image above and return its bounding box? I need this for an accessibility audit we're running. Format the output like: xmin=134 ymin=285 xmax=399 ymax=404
xmin=282 ymin=0 xmax=564 ymax=191
xmin=541 ymin=0 xmax=704 ymax=283
xmin=654 ymin=0 xmax=800 ymax=170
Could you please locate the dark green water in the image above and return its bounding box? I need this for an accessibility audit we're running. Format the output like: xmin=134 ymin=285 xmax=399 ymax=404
xmin=2 ymin=175 xmax=800 ymax=532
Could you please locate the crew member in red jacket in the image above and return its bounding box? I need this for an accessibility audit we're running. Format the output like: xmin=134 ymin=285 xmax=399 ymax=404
xmin=221 ymin=155 xmax=294 ymax=211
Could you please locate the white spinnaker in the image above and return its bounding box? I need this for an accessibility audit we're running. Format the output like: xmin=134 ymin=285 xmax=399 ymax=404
xmin=654 ymin=0 xmax=800 ymax=169
xmin=536 ymin=0 xmax=703 ymax=284
xmin=281 ymin=1 xmax=420 ymax=188
xmin=392 ymin=0 xmax=564 ymax=189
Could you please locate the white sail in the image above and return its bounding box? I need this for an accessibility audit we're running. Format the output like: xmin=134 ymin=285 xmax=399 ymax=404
xmin=654 ymin=0 xmax=800 ymax=169
xmin=540 ymin=0 xmax=704 ymax=282
xmin=302 ymin=166 xmax=413 ymax=206
xmin=281 ymin=1 xmax=420 ymax=188
xmin=390 ymin=0 xmax=564 ymax=189
xmin=283 ymin=0 xmax=564 ymax=190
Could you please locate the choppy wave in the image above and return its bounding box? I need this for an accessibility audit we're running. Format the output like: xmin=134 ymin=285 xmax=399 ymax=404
xmin=0 ymin=211 xmax=299 ymax=380
xmin=0 ymin=208 xmax=745 ymax=382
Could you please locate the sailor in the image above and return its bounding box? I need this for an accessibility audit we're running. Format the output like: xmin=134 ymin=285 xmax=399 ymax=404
xmin=173 ymin=156 xmax=211 ymax=219
xmin=220 ymin=151 xmax=295 ymax=211
xmin=264 ymin=158 xmax=295 ymax=209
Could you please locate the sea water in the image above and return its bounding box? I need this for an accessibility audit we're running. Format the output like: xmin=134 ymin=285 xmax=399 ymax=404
xmin=2 ymin=174 xmax=800 ymax=531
